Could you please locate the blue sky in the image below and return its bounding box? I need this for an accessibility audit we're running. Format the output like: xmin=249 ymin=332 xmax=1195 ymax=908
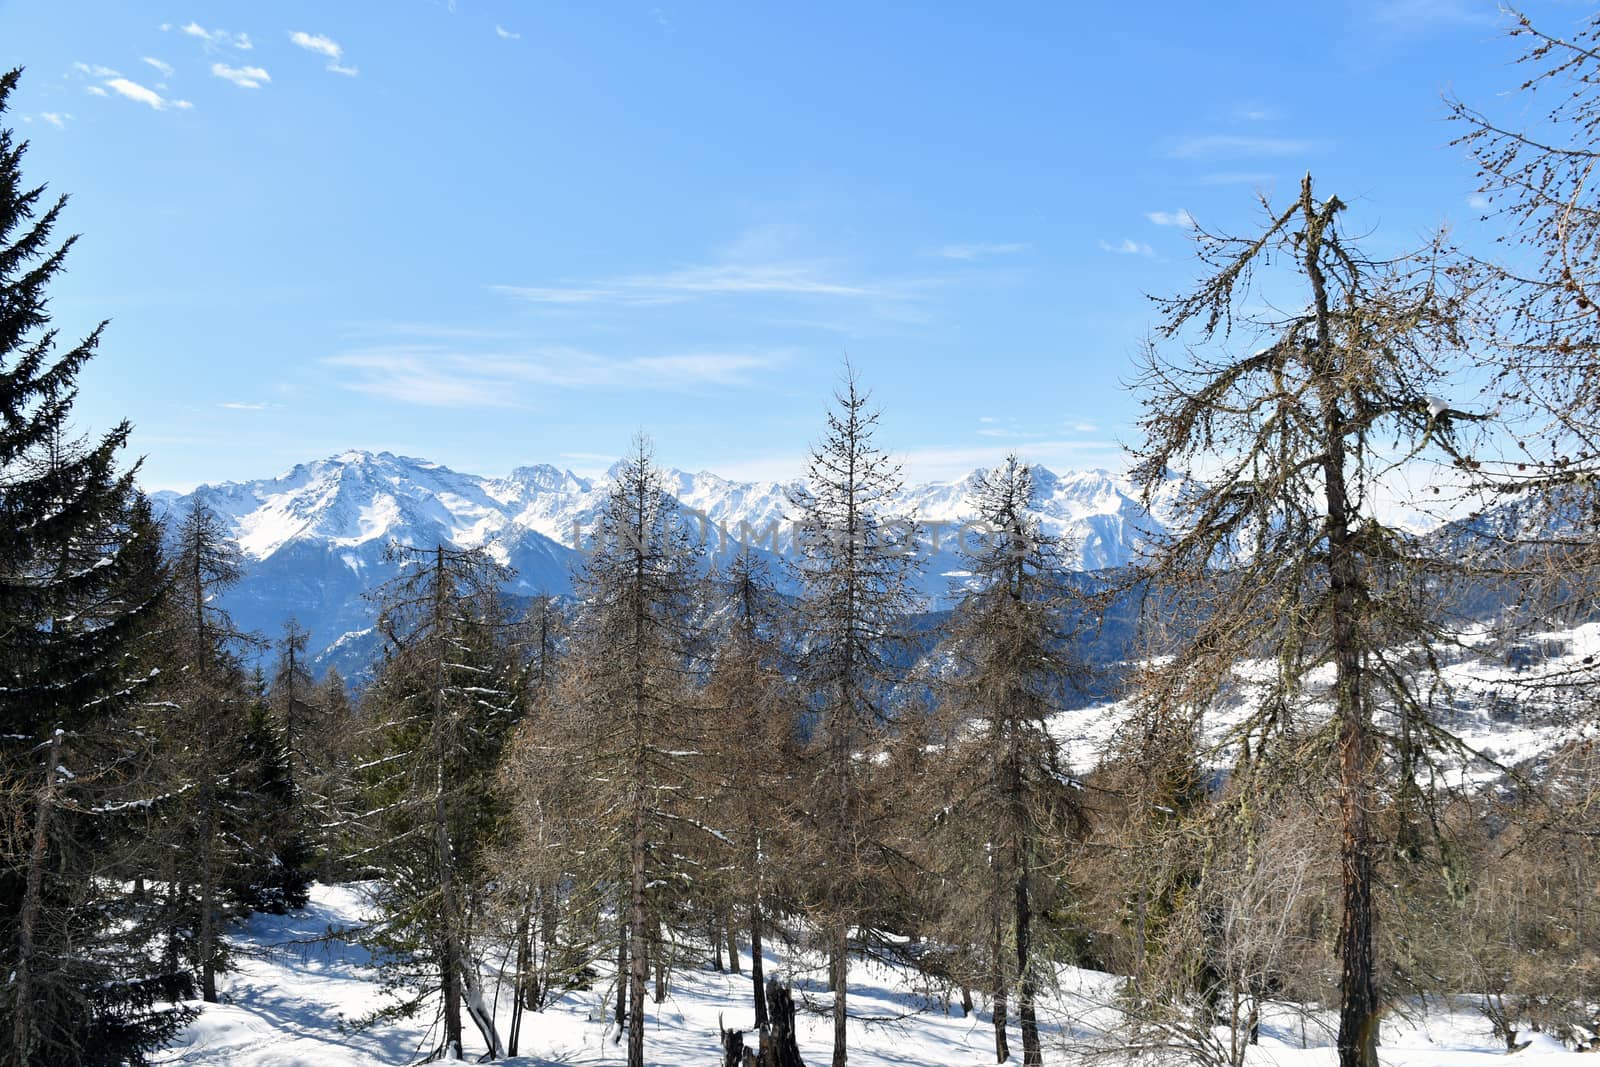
xmin=0 ymin=0 xmax=1547 ymax=489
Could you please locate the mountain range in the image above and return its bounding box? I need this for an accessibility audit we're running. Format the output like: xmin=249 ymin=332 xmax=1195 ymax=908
xmin=151 ymin=449 xmax=1189 ymax=678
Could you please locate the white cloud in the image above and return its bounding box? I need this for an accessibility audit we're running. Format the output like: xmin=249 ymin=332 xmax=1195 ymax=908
xmin=1167 ymin=134 xmax=1318 ymax=160
xmin=141 ymin=57 xmax=174 ymax=76
xmin=326 ymin=346 xmax=789 ymax=407
xmin=40 ymin=113 xmax=69 ymax=128
xmin=73 ymin=62 xmax=121 ymax=78
xmin=180 ymin=22 xmax=252 ymax=49
xmin=933 ymin=241 xmax=1026 ymax=260
xmin=1098 ymin=238 xmax=1154 ymax=257
xmin=84 ymin=86 xmax=108 ymax=97
xmin=497 ymin=264 xmax=884 ymax=305
xmin=289 ymin=31 xmax=342 ymax=59
xmin=289 ymin=32 xmax=357 ymax=76
xmin=219 ymin=401 xmax=272 ymax=411
xmin=1467 ymin=193 xmax=1491 ymax=210
xmin=1146 ymin=209 xmax=1196 ymax=228
xmin=211 ymin=63 xmax=271 ymax=89
xmin=328 ymin=354 xmax=519 ymax=409
xmin=495 ymin=24 xmax=521 ymax=39
xmin=103 ymin=78 xmax=192 ymax=111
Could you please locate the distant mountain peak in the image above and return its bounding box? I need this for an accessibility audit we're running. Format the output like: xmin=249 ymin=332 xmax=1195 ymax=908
xmin=150 ymin=450 xmax=1184 ymax=678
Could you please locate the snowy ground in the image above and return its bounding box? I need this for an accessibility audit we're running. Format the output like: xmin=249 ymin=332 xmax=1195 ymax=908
xmin=155 ymin=884 xmax=1592 ymax=1066
xmin=1054 ymin=621 xmax=1600 ymax=785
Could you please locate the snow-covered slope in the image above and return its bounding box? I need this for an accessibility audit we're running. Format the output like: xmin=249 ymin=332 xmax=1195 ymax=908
xmin=165 ymin=882 xmax=1592 ymax=1066
xmin=152 ymin=451 xmax=1181 ymax=678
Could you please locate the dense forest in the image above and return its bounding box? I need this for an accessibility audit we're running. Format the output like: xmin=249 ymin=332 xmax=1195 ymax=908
xmin=5 ymin=10 xmax=1600 ymax=1067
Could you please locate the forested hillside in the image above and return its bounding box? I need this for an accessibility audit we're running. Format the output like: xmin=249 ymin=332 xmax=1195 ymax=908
xmin=4 ymin=8 xmax=1600 ymax=1067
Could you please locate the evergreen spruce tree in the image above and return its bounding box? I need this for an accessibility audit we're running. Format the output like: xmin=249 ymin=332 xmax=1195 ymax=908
xmin=0 ymin=68 xmax=193 ymax=1066
xmin=354 ymin=542 xmax=517 ymax=1060
xmin=155 ymin=499 xmax=257 ymax=1004
xmin=231 ymin=698 xmax=315 ymax=914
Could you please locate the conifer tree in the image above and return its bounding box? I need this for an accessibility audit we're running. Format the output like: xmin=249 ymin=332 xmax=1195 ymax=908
xmin=1129 ymin=175 xmax=1481 ymax=1067
xmin=0 ymin=68 xmax=192 ymax=1066
xmin=927 ymin=456 xmax=1086 ymax=1065
xmin=702 ymin=548 xmax=804 ymax=1033
xmin=231 ymin=697 xmax=315 ymax=914
xmin=355 ymin=542 xmax=516 ymax=1060
xmin=554 ymin=436 xmax=708 ymax=1067
xmin=789 ymin=366 xmax=920 ymax=1067
xmin=158 ymin=499 xmax=257 ymax=1004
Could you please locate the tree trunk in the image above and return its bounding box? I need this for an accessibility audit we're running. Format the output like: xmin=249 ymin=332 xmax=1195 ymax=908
xmin=830 ymin=919 xmax=848 ymax=1067
xmin=628 ymin=790 xmax=649 ymax=1067
xmin=508 ymin=899 xmax=530 ymax=1055
xmin=762 ymin=978 xmax=808 ymax=1067
xmin=538 ymin=882 xmax=559 ymax=1008
xmin=435 ymin=765 xmax=464 ymax=1058
xmin=726 ymin=908 xmax=742 ymax=974
xmin=992 ymin=914 xmax=1009 ymax=1063
xmin=653 ymin=927 xmax=668 ymax=1003
xmin=198 ymin=773 xmax=218 ymax=1003
xmin=614 ymin=909 xmax=628 ymax=1034
xmin=12 ymin=730 xmax=63 ymax=1064
xmin=1016 ymin=868 xmax=1041 ymax=1065
xmin=461 ymin=952 xmax=506 ymax=1057
xmin=750 ymin=896 xmax=768 ymax=1031
xmin=1304 ymin=181 xmax=1379 ymax=1067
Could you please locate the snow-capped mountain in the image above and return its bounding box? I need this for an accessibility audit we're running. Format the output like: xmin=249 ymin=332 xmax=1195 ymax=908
xmin=151 ymin=450 xmax=1184 ymax=678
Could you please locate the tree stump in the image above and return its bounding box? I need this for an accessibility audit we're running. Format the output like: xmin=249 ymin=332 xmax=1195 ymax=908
xmin=758 ymin=978 xmax=806 ymax=1067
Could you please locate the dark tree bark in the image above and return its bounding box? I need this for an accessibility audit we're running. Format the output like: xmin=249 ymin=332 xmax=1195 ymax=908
xmin=760 ymin=979 xmax=807 ymax=1067
xmin=750 ymin=898 xmax=769 ymax=1031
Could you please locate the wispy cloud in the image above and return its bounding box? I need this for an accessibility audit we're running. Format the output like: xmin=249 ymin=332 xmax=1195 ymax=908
xmin=178 ymin=22 xmax=253 ymax=50
xmin=73 ymin=62 xmax=121 ymax=78
xmin=326 ymin=346 xmax=790 ymax=407
xmin=1166 ymin=134 xmax=1318 ymax=160
xmin=1098 ymin=238 xmax=1153 ymax=257
xmin=39 ymin=112 xmax=70 ymax=129
xmin=1467 ymin=193 xmax=1491 ymax=211
xmin=495 ymin=24 xmax=521 ymax=40
xmin=219 ymin=401 xmax=272 ymax=411
xmin=1232 ymin=105 xmax=1279 ymax=122
xmin=104 ymin=77 xmax=193 ymax=111
xmin=327 ymin=353 xmax=518 ymax=408
xmin=141 ymin=56 xmax=174 ymax=77
xmin=84 ymin=86 xmax=108 ymax=97
xmin=496 ymin=264 xmax=884 ymax=305
xmin=932 ymin=241 xmax=1026 ymax=261
xmin=1146 ymin=209 xmax=1196 ymax=228
xmin=290 ymin=31 xmax=358 ymax=75
xmin=211 ymin=63 xmax=271 ymax=89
